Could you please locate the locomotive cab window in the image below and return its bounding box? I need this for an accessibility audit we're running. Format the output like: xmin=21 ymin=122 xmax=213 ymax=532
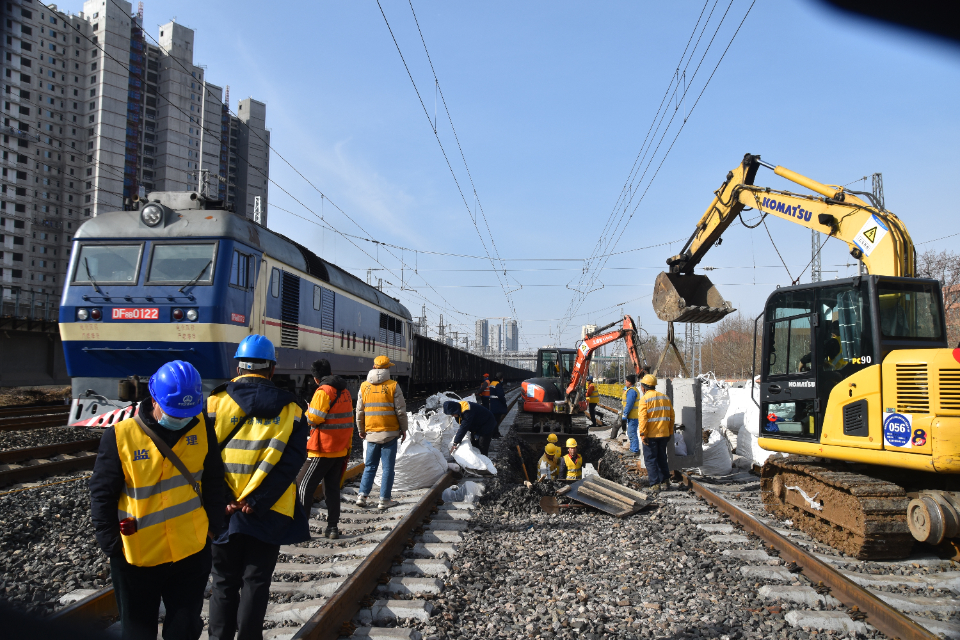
xmin=72 ymin=243 xmax=142 ymax=285
xmin=147 ymin=243 xmax=216 ymax=285
xmin=229 ymin=250 xmax=250 ymax=289
xmin=271 ymin=268 xmax=280 ymax=297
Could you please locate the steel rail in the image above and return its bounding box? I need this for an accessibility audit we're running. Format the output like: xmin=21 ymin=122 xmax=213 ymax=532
xmin=0 ymin=438 xmax=101 ymax=464
xmin=0 ymin=405 xmax=71 ymax=419
xmin=0 ymin=415 xmax=71 ymax=432
xmin=292 ymin=470 xmax=456 ymax=640
xmin=681 ymin=472 xmax=939 ymax=640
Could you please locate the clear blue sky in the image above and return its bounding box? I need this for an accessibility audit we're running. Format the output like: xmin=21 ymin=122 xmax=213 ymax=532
xmin=133 ymin=0 xmax=959 ymax=351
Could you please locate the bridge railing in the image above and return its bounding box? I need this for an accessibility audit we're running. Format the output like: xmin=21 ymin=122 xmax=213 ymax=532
xmin=0 ymin=287 xmax=59 ymax=324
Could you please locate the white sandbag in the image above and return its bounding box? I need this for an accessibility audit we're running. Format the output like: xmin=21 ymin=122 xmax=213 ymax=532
xmin=364 ymin=431 xmax=448 ymax=491
xmin=424 ymin=391 xmax=461 ymax=411
xmin=442 ymin=480 xmax=485 ymax=503
xmin=735 ymin=381 xmax=774 ymax=467
xmin=673 ymin=431 xmax=689 ymax=456
xmin=720 ymin=388 xmax=750 ymax=433
xmin=582 ymin=463 xmax=599 ymax=479
xmin=697 ymin=429 xmax=733 ymax=476
xmin=699 ymin=373 xmax=730 ymax=432
xmin=452 ymin=439 xmax=497 ymax=475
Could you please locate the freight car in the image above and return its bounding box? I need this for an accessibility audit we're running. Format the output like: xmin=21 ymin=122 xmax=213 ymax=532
xmin=59 ymin=192 xmax=529 ymax=427
xmin=408 ymin=333 xmax=531 ymax=395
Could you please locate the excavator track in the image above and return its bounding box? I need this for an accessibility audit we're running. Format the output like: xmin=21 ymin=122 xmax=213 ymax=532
xmin=761 ymin=456 xmax=913 ymax=560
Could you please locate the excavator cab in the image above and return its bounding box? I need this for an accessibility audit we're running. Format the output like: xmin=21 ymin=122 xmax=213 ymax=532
xmin=515 ymin=348 xmax=589 ymax=444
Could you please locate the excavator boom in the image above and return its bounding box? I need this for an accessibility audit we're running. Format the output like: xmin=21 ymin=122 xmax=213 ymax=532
xmin=566 ymin=315 xmax=644 ymax=396
xmin=653 ymin=153 xmax=916 ymax=323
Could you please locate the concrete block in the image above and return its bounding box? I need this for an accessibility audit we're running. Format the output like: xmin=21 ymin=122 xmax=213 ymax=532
xmin=686 ymin=514 xmax=724 ymax=523
xmin=425 ymin=520 xmax=468 ymax=531
xmin=740 ymin=566 xmax=796 ymax=582
xmin=840 ymin=569 xmax=960 ymax=594
xmin=350 ymin=627 xmax=423 ymax=640
xmin=417 ymin=530 xmax=463 ymax=543
xmin=377 ymin=577 xmax=445 ymax=596
xmin=58 ymin=589 xmax=98 ymax=605
xmin=354 ymin=599 xmax=434 ymax=624
xmin=759 ymin=585 xmax=839 ymax=607
xmin=909 ymin=615 xmax=960 ymax=639
xmin=280 ymin=543 xmax=378 ymax=558
xmin=273 ymin=559 xmax=362 ymax=576
xmin=264 ymin=598 xmax=327 ymax=624
xmin=409 ymin=542 xmax=457 ymax=558
xmin=871 ymin=590 xmax=960 ymax=613
xmin=696 ymin=524 xmax=735 ymax=533
xmin=784 ymin=610 xmax=867 ymax=635
xmin=428 ymin=510 xmax=472 ymax=521
xmin=394 ymin=558 xmax=451 ymax=576
xmin=270 ymin=578 xmax=345 ymax=598
xmin=438 ymin=501 xmax=475 ymax=510
xmin=661 ymin=378 xmax=703 ymax=470
xmin=673 ymin=505 xmax=710 ymax=513
xmin=722 ymin=549 xmax=779 ymax=564
xmin=262 ymin=629 xmax=298 ymax=640
xmin=707 ymin=534 xmax=750 ymax=544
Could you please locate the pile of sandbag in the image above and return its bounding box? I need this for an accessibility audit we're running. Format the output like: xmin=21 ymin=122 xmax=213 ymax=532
xmin=697 ymin=428 xmax=733 ymax=476
xmin=733 ymin=378 xmax=775 ymax=468
xmin=699 ymin=373 xmax=730 ymax=432
xmin=365 ymin=429 xmax=448 ymax=492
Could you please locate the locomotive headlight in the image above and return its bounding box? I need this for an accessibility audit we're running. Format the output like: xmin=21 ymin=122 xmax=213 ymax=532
xmin=90 ymin=308 xmax=102 ymax=320
xmin=185 ymin=309 xmax=198 ymax=321
xmin=140 ymin=203 xmax=164 ymax=227
xmin=77 ymin=308 xmax=89 ymax=321
xmin=172 ymin=308 xmax=184 ymax=321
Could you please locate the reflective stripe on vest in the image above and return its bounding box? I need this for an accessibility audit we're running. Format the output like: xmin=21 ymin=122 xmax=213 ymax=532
xmin=563 ymin=454 xmax=583 ymax=480
xmin=586 ymin=384 xmax=599 ymax=403
xmin=538 ymin=454 xmax=558 ymax=480
xmin=211 ymin=388 xmax=301 ymax=518
xmin=626 ymin=387 xmax=642 ymax=419
xmin=115 ymin=416 xmax=208 ymax=567
xmin=480 ymin=381 xmax=490 ymax=397
xmin=360 ymin=379 xmax=399 ymax=432
xmin=642 ymin=390 xmax=673 ymax=424
xmin=308 ymin=385 xmax=354 ymax=456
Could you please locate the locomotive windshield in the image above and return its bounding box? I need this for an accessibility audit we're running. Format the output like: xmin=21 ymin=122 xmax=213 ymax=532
xmin=72 ymin=243 xmax=142 ymax=284
xmin=147 ymin=243 xmax=216 ymax=284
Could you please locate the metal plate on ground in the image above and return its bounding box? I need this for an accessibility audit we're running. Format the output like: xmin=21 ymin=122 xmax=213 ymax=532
xmin=563 ymin=476 xmax=652 ymax=518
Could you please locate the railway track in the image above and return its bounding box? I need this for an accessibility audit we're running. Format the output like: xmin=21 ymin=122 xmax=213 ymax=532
xmin=0 ymin=439 xmax=101 ymax=486
xmin=51 ymin=393 xmax=524 ymax=638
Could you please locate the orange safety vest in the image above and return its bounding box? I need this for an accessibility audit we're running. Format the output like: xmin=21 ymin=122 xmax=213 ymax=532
xmin=307 ymin=385 xmax=354 ymax=457
xmin=360 ymin=379 xmax=400 ymax=432
xmin=480 ymin=380 xmax=491 ymax=397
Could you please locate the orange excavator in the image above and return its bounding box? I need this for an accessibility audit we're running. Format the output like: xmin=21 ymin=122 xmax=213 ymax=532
xmin=516 ymin=315 xmax=646 ymax=440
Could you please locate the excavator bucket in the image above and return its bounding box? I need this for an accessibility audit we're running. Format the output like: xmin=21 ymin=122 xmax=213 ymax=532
xmin=652 ymin=271 xmax=735 ymax=324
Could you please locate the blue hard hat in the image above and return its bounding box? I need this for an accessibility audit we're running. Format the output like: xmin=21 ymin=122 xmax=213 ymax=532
xmin=149 ymin=360 xmax=204 ymax=418
xmin=442 ymin=401 xmax=462 ymax=416
xmin=235 ymin=334 xmax=276 ymax=363
xmin=587 ymin=375 xmax=594 ymax=381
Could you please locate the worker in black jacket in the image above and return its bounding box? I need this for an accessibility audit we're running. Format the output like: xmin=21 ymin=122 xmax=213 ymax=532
xmin=443 ymin=400 xmax=497 ymax=456
xmin=90 ymin=360 xmax=226 ymax=640
xmin=205 ymin=335 xmax=310 ymax=640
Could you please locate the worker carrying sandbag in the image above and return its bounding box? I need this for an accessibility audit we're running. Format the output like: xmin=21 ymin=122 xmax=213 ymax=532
xmin=559 ymin=438 xmax=583 ymax=480
xmin=443 ymin=400 xmax=497 ymax=457
xmin=538 ymin=443 xmax=560 ymax=481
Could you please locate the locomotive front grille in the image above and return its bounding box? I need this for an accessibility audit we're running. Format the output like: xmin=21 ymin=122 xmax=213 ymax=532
xmin=896 ymin=363 xmax=929 ymax=414
xmin=939 ymin=368 xmax=960 ymax=412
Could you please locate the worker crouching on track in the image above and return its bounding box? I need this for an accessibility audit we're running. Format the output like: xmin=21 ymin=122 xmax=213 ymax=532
xmin=443 ymin=399 xmax=497 ymax=457
xmin=638 ymin=374 xmax=676 ymax=492
xmin=296 ymin=359 xmax=354 ymax=540
xmin=488 ymin=372 xmax=507 ymax=437
xmin=621 ymin=374 xmax=642 ymax=456
xmin=586 ymin=375 xmax=600 ymax=426
xmin=559 ymin=438 xmax=583 ymax=480
xmin=538 ymin=443 xmax=560 ymax=481
xmin=90 ymin=360 xmax=226 ymax=640
xmin=206 ymin=335 xmax=310 ymax=640
xmin=356 ymin=355 xmax=408 ymax=511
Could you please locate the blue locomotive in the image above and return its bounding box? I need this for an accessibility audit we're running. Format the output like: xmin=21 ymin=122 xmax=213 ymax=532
xmin=60 ymin=191 xmax=414 ymax=427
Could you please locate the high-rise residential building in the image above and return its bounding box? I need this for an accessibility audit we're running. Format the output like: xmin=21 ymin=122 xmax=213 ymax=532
xmin=475 ymin=319 xmax=488 ymax=351
xmin=1 ymin=0 xmax=269 ymax=300
xmin=491 ymin=323 xmax=502 ymax=353
xmin=505 ymin=319 xmax=518 ymax=351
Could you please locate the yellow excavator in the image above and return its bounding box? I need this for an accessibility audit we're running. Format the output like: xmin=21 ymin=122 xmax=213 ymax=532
xmin=654 ymin=153 xmax=960 ymax=559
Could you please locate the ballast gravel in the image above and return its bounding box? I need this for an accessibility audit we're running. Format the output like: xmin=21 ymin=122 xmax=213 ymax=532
xmin=0 ymin=426 xmax=100 ymax=452
xmin=0 ymin=474 xmax=110 ymax=616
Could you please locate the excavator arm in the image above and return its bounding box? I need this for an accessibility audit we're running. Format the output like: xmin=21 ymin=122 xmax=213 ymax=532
xmin=653 ymin=153 xmax=916 ymax=323
xmin=566 ymin=315 xmax=644 ymax=397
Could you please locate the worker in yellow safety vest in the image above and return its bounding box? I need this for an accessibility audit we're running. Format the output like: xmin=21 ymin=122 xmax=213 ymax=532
xmin=89 ymin=360 xmax=226 ymax=640
xmin=206 ymin=334 xmax=310 ymax=640
xmin=586 ymin=375 xmax=600 ymax=426
xmin=559 ymin=438 xmax=583 ymax=480
xmin=538 ymin=443 xmax=560 ymax=481
xmin=621 ymin=374 xmax=643 ymax=455
xmin=296 ymin=358 xmax=355 ymax=540
xmin=356 ymin=355 xmax=408 ymax=511
xmin=638 ymin=374 xmax=676 ymax=493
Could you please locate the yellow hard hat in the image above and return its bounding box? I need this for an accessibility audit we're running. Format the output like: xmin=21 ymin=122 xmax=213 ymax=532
xmin=641 ymin=374 xmax=657 ymax=387
xmin=545 ymin=443 xmax=559 ymax=456
xmin=547 ymin=434 xmax=558 ymax=444
xmin=374 ymin=355 xmax=394 ymax=369
xmin=566 ymin=438 xmax=578 ymax=448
